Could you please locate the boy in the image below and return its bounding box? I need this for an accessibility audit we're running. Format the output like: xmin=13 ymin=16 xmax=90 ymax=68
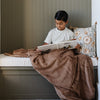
xmin=44 ymin=10 xmax=74 ymax=45
xmin=37 ymin=10 xmax=80 ymax=51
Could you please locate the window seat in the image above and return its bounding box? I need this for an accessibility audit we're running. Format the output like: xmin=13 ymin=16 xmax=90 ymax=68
xmin=0 ymin=54 xmax=98 ymax=67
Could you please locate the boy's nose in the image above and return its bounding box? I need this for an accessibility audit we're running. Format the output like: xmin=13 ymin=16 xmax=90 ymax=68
xmin=58 ymin=24 xmax=60 ymax=27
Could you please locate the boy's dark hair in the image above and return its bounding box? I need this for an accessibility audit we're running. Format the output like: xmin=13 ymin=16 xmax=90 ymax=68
xmin=55 ymin=10 xmax=68 ymax=22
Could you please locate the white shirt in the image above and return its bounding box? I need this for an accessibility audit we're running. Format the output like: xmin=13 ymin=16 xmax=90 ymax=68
xmin=44 ymin=27 xmax=74 ymax=44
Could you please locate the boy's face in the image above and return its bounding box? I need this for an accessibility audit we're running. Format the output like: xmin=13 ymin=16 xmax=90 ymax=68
xmin=55 ymin=20 xmax=68 ymax=30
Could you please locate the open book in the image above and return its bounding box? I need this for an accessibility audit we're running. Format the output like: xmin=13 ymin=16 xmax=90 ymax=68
xmin=37 ymin=40 xmax=78 ymax=51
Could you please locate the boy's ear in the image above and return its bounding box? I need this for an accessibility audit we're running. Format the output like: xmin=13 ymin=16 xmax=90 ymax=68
xmin=66 ymin=20 xmax=68 ymax=24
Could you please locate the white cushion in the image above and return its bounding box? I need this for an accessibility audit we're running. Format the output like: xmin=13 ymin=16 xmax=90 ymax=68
xmin=0 ymin=54 xmax=98 ymax=67
xmin=74 ymin=25 xmax=96 ymax=57
xmin=0 ymin=54 xmax=32 ymax=66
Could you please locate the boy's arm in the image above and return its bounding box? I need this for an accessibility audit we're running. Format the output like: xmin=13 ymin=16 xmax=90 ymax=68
xmin=43 ymin=42 xmax=49 ymax=45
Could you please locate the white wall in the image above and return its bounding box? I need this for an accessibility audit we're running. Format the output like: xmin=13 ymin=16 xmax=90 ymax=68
xmin=92 ymin=0 xmax=100 ymax=99
xmin=92 ymin=0 xmax=100 ymax=57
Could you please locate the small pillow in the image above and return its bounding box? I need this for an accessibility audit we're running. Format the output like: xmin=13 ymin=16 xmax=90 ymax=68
xmin=73 ymin=25 xmax=96 ymax=57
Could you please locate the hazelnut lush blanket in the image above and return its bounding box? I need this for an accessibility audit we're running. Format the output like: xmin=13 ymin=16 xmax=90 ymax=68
xmin=5 ymin=48 xmax=95 ymax=100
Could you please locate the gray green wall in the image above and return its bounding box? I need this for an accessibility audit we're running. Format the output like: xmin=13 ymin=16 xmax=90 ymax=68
xmin=1 ymin=0 xmax=91 ymax=53
xmin=0 ymin=0 xmax=1 ymax=53
xmin=1 ymin=0 xmax=25 ymax=53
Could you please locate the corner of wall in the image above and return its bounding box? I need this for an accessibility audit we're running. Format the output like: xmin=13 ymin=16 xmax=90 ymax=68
xmin=0 ymin=0 xmax=1 ymax=53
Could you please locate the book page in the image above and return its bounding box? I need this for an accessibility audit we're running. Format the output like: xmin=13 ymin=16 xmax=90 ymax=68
xmin=37 ymin=40 xmax=77 ymax=51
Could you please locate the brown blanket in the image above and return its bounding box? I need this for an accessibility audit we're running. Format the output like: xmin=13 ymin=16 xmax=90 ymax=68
xmin=4 ymin=48 xmax=95 ymax=100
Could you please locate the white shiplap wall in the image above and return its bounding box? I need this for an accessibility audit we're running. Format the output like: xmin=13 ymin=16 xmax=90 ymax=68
xmin=92 ymin=0 xmax=100 ymax=99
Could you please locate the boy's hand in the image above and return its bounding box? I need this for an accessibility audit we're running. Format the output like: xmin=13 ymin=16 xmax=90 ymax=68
xmin=72 ymin=39 xmax=76 ymax=40
xmin=36 ymin=48 xmax=41 ymax=52
xmin=75 ymin=44 xmax=81 ymax=52
xmin=33 ymin=46 xmax=41 ymax=52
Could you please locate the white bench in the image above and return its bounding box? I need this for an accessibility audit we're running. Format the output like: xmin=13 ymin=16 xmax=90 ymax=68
xmin=0 ymin=54 xmax=98 ymax=66
xmin=0 ymin=54 xmax=98 ymax=100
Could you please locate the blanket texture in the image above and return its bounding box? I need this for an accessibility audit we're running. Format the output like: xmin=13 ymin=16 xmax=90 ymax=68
xmin=4 ymin=48 xmax=95 ymax=100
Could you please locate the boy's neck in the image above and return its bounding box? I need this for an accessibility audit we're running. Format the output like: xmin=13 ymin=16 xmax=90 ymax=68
xmin=57 ymin=27 xmax=66 ymax=31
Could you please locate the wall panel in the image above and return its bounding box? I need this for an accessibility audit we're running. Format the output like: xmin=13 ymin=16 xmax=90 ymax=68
xmin=1 ymin=0 xmax=25 ymax=52
xmin=1 ymin=0 xmax=91 ymax=52
xmin=0 ymin=0 xmax=1 ymax=53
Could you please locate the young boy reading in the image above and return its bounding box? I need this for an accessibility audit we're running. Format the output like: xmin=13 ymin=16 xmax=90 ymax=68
xmin=44 ymin=10 xmax=74 ymax=45
xmin=37 ymin=10 xmax=80 ymax=51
